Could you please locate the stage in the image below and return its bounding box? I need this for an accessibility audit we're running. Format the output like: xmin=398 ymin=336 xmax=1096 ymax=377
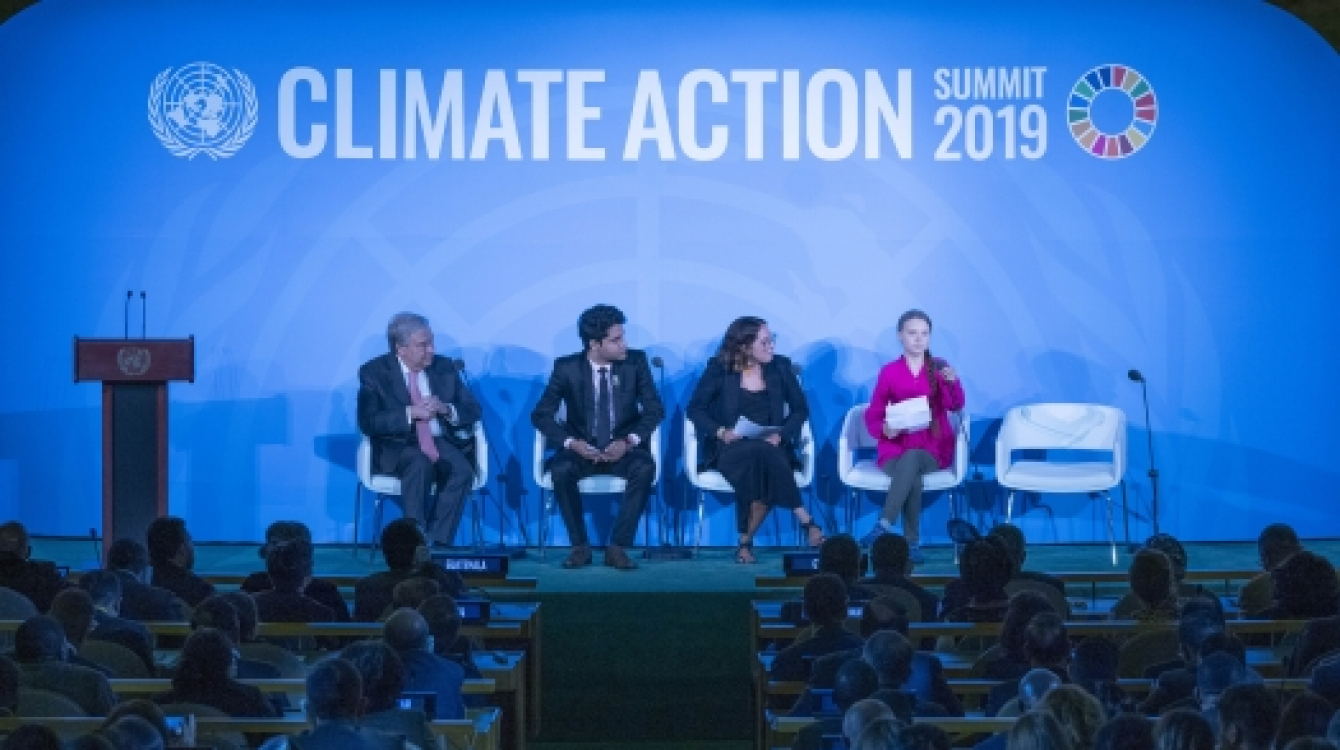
xmin=31 ymin=537 xmax=1340 ymax=749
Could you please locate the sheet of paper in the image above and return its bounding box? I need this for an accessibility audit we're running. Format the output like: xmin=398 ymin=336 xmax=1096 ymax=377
xmin=884 ymin=396 xmax=931 ymax=431
xmin=733 ymin=416 xmax=782 ymax=439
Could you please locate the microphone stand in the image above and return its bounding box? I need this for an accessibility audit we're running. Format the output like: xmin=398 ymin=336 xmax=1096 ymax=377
xmin=644 ymin=355 xmax=692 ymax=561
xmin=456 ymin=359 xmax=528 ymax=559
xmin=1135 ymin=376 xmax=1161 ymax=538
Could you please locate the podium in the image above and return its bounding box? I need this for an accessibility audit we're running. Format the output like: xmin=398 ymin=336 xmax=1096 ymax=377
xmin=74 ymin=337 xmax=194 ymax=559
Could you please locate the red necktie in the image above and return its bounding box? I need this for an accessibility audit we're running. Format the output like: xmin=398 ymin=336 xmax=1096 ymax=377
xmin=407 ymin=372 xmax=439 ymax=462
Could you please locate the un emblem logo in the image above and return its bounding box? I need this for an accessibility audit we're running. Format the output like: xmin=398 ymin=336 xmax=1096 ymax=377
xmin=148 ymin=62 xmax=258 ymax=160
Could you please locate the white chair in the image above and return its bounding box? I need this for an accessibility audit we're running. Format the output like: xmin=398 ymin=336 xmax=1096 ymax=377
xmin=533 ymin=426 xmax=662 ymax=560
xmin=994 ymin=403 xmax=1127 ymax=565
xmin=353 ymin=422 xmax=489 ymax=559
xmin=683 ymin=417 xmax=816 ymax=556
xmin=837 ymin=404 xmax=970 ymax=534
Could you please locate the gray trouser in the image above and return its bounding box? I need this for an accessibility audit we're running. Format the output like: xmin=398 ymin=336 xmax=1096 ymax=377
xmin=880 ymin=449 xmax=938 ymax=544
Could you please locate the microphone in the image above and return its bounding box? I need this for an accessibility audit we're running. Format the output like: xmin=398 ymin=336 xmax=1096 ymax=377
xmin=123 ymin=291 xmax=132 ymax=338
xmin=1128 ymin=367 xmax=1160 ymax=537
xmin=140 ymin=292 xmax=147 ymax=338
xmin=1128 ymin=369 xmax=1144 ymax=383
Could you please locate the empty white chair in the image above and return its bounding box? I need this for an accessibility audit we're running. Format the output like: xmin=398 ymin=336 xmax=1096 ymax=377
xmin=837 ymin=404 xmax=970 ymax=534
xmin=683 ymin=417 xmax=816 ymax=556
xmin=994 ymin=403 xmax=1127 ymax=565
xmin=533 ymin=426 xmax=662 ymax=559
xmin=353 ymin=421 xmax=489 ymax=558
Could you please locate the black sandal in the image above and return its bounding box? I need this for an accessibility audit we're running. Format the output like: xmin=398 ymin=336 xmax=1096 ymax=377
xmin=735 ymin=540 xmax=756 ymax=564
xmin=800 ymin=521 xmax=825 ymax=548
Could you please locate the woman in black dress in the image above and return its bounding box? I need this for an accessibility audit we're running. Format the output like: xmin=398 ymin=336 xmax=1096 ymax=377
xmin=687 ymin=316 xmax=822 ymax=563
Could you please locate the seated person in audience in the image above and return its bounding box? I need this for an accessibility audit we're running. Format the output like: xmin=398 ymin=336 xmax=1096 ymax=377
xmin=1273 ymin=691 xmax=1334 ymax=750
xmin=341 ymin=640 xmax=432 ymax=750
xmin=419 ymin=594 xmax=484 ymax=680
xmin=1123 ymin=549 xmax=1181 ymax=622
xmin=1137 ymin=600 xmax=1227 ymax=714
xmin=191 ymin=595 xmax=281 ymax=680
xmin=252 ymin=540 xmax=336 ymax=625
xmin=355 ymin=519 xmax=428 ymax=622
xmin=859 ymin=533 xmax=938 ymax=622
xmin=1069 ymin=637 xmax=1132 ymax=718
xmin=1198 ymin=651 xmax=1250 ymax=728
xmin=0 ymin=656 xmax=18 ymax=716
xmin=101 ymin=715 xmax=167 ymax=750
xmin=1152 ymin=710 xmax=1215 ymax=750
xmin=1215 ymin=683 xmax=1278 ymax=750
xmin=1256 ymin=550 xmax=1339 ymax=621
xmin=146 ymin=517 xmax=215 ymax=607
xmin=242 ymin=521 xmax=350 ymax=621
xmin=1143 ymin=534 xmax=1212 ymax=600
xmin=985 ymin=612 xmax=1070 ymax=716
xmin=2 ymin=725 xmax=62 ymax=750
xmin=1239 ymin=523 xmax=1302 ymax=617
xmin=383 ymin=608 xmax=465 ymax=721
xmin=984 ymin=590 xmax=1057 ymax=681
xmin=48 ymin=589 xmax=116 ymax=676
xmin=1096 ymin=714 xmax=1155 ymax=750
xmin=78 ymin=571 xmax=156 ymax=673
xmin=13 ymin=614 xmax=115 ymax=715
xmin=1290 ymin=609 xmax=1340 ymax=676
xmin=1005 ymin=710 xmax=1071 ymax=750
xmin=974 ymin=671 xmax=1064 ymax=750
xmin=864 ymin=631 xmax=948 ymax=718
xmin=392 ymin=577 xmax=440 ymax=612
xmin=153 ymin=628 xmax=279 ymax=718
xmin=106 ymin=539 xmax=184 ymax=622
xmin=0 ymin=521 xmax=68 ymax=612
xmin=940 ymin=539 xmax=1012 ymax=623
xmin=940 ymin=524 xmax=1063 ymax=617
xmin=771 ymin=574 xmax=863 ymax=682
xmin=841 ymin=698 xmax=896 ymax=749
xmin=1036 ymin=685 xmax=1106 ymax=750
xmin=851 ymin=716 xmax=902 ymax=750
xmin=792 ymin=659 xmax=879 ymax=750
xmin=261 ymin=658 xmax=392 ymax=750
xmin=817 ymin=535 xmax=875 ymax=602
xmin=103 ymin=699 xmax=184 ymax=749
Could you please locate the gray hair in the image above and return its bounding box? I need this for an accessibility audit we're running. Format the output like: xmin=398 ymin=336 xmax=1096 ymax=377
xmin=386 ymin=312 xmax=430 ymax=352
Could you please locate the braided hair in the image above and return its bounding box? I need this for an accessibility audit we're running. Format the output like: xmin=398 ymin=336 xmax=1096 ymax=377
xmin=897 ymin=309 xmax=942 ymax=438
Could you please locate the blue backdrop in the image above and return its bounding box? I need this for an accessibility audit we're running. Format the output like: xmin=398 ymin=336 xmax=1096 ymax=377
xmin=1 ymin=0 xmax=1338 ymax=546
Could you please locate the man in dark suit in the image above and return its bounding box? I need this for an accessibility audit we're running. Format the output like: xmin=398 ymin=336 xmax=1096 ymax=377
xmin=384 ymin=608 xmax=465 ymax=721
xmin=861 ymin=533 xmax=939 ymax=622
xmin=13 ymin=615 xmax=116 ymax=716
xmin=940 ymin=523 xmax=1065 ymax=616
xmin=147 ymin=516 xmax=215 ymax=607
xmin=106 ymin=539 xmax=184 ymax=621
xmin=77 ymin=571 xmax=156 ymax=674
xmin=358 ymin=312 xmax=482 ymax=546
xmin=354 ymin=519 xmax=426 ymax=622
xmin=530 ymin=304 xmax=664 ymax=571
xmin=0 ymin=521 xmax=68 ymax=613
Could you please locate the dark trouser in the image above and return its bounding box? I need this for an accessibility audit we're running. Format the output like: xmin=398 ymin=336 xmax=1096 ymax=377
xmin=396 ymin=437 xmax=474 ymax=545
xmin=549 ymin=447 xmax=654 ymax=548
xmin=880 ymin=448 xmax=938 ymax=545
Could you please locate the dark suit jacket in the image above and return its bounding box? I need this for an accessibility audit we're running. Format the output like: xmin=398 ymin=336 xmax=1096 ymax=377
xmin=802 ymin=648 xmax=963 ymax=717
xmin=155 ymin=678 xmax=280 ymax=717
xmin=770 ymin=624 xmax=864 ymax=683
xmin=242 ymin=572 xmax=350 ymax=621
xmin=941 ymin=571 xmax=1064 ymax=619
xmin=90 ymin=610 xmax=156 ymax=673
xmin=0 ymin=555 xmax=68 ymax=613
xmin=687 ymin=355 xmax=808 ymax=470
xmin=18 ymin=659 xmax=116 ymax=715
xmin=150 ymin=562 xmax=215 ymax=608
xmin=357 ymin=353 xmax=482 ymax=475
xmin=1290 ymin=615 xmax=1340 ymax=676
xmin=530 ymin=349 xmax=663 ymax=451
xmin=353 ymin=570 xmax=414 ymax=622
xmin=862 ymin=573 xmax=940 ymax=623
xmin=113 ymin=570 xmax=183 ymax=621
xmin=396 ymin=649 xmax=466 ymax=720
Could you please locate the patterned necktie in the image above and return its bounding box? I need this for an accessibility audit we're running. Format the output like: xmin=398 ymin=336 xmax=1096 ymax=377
xmin=407 ymin=371 xmax=440 ymax=462
xmin=595 ymin=367 xmax=612 ymax=450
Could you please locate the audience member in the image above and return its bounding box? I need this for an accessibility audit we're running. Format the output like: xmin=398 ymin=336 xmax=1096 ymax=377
xmin=1239 ymin=524 xmax=1302 ymax=616
xmin=793 ymin=659 xmax=879 ymax=750
xmin=941 ymin=538 xmax=1012 ymax=622
xmin=48 ymin=588 xmax=116 ymax=676
xmin=853 ymin=715 xmax=902 ymax=750
xmin=986 ymin=613 xmax=1069 ymax=716
xmin=771 ymin=574 xmax=862 ymax=682
xmin=940 ymin=524 xmax=1064 ymax=617
xmin=242 ymin=521 xmax=350 ymax=621
xmin=1008 ymin=709 xmax=1077 ymax=750
xmin=1126 ymin=549 xmax=1180 ymax=622
xmin=1138 ymin=602 xmax=1228 ymax=714
xmin=419 ymin=594 xmax=482 ymax=679
xmin=13 ymin=614 xmax=115 ymax=715
xmin=985 ymin=590 xmax=1057 ymax=680
xmin=860 ymin=533 xmax=939 ymax=621
xmin=1037 ymin=685 xmax=1106 ymax=750
xmin=1289 ymin=611 xmax=1340 ymax=677
xmin=864 ymin=630 xmax=946 ymax=719
xmin=1216 ymin=684 xmax=1280 ymax=750
xmin=1094 ymin=714 xmax=1155 ymax=750
xmin=190 ymin=595 xmax=280 ymax=679
xmin=78 ymin=571 xmax=156 ymax=673
xmin=1143 ymin=534 xmax=1212 ymax=600
xmin=146 ymin=517 xmax=214 ymax=607
xmin=106 ymin=539 xmax=183 ymax=622
xmin=1198 ymin=651 xmax=1249 ymax=728
xmin=153 ymin=628 xmax=278 ymax=718
xmin=263 ymin=658 xmax=387 ymax=750
xmin=252 ymin=539 xmax=337 ymax=651
xmin=1273 ymin=691 xmax=1334 ymax=750
xmin=842 ymin=698 xmax=896 ymax=748
xmin=817 ymin=535 xmax=873 ymax=601
xmin=341 ymin=640 xmax=432 ymax=750
xmin=383 ymin=608 xmax=465 ymax=721
xmin=392 ymin=577 xmax=441 ymax=611
xmin=3 ymin=725 xmax=63 ymax=750
xmin=103 ymin=699 xmax=175 ymax=749
xmin=0 ymin=521 xmax=68 ymax=612
xmin=1258 ymin=551 xmax=1339 ymax=621
xmin=101 ymin=715 xmax=166 ymax=750
xmin=355 ymin=519 xmax=428 ymax=621
xmin=1152 ymin=709 xmax=1215 ymax=750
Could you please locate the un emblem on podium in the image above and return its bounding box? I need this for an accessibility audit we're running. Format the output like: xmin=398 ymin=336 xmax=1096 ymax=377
xmin=148 ymin=62 xmax=258 ymax=160
xmin=116 ymin=347 xmax=151 ymax=377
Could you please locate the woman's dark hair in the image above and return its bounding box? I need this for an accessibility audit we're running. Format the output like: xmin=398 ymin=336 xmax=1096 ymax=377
xmin=577 ymin=304 xmax=626 ymax=351
xmin=959 ymin=538 xmax=1013 ymax=604
xmin=1274 ymin=691 xmax=1335 ymax=750
xmin=714 ymin=316 xmax=768 ymax=372
xmin=1272 ymin=551 xmax=1339 ymax=618
xmin=1001 ymin=591 xmax=1058 ymax=662
xmin=145 ymin=517 xmax=188 ymax=567
xmin=264 ymin=539 xmax=313 ymax=591
xmin=341 ymin=640 xmax=406 ymax=713
xmin=1129 ymin=549 xmax=1176 ymax=610
xmin=259 ymin=520 xmax=311 ymax=559
xmin=896 ymin=309 xmax=943 ymax=438
xmin=174 ymin=628 xmax=235 ymax=686
xmin=1153 ymin=708 xmax=1215 ymax=750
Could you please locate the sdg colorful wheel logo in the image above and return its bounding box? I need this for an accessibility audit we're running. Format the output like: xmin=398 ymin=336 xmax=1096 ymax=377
xmin=1068 ymin=64 xmax=1157 ymax=160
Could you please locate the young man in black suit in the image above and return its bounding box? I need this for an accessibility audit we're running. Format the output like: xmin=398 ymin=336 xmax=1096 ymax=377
xmin=0 ymin=521 xmax=68 ymax=613
xmin=358 ymin=312 xmax=482 ymax=546
xmin=106 ymin=539 xmax=184 ymax=621
xmin=147 ymin=516 xmax=215 ymax=607
xmin=530 ymin=304 xmax=664 ymax=571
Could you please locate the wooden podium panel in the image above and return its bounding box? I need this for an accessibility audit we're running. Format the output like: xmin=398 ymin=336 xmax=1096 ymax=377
xmin=74 ymin=337 xmax=193 ymax=559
